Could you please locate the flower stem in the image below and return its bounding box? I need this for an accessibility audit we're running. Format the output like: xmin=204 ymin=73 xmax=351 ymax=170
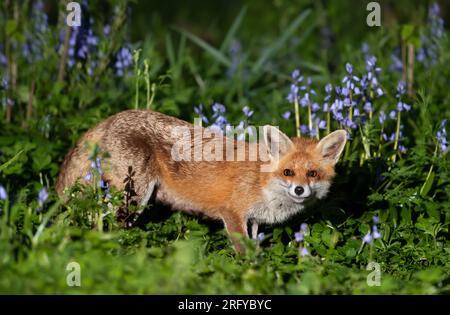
xmin=133 ymin=49 xmax=141 ymax=109
xmin=294 ymin=98 xmax=301 ymax=137
xmin=326 ymin=111 xmax=330 ymax=135
xmin=392 ymin=111 xmax=402 ymax=162
xmin=308 ymin=101 xmax=312 ymax=132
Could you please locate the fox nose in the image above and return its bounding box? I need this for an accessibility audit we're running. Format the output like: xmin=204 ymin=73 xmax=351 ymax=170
xmin=294 ymin=186 xmax=304 ymax=196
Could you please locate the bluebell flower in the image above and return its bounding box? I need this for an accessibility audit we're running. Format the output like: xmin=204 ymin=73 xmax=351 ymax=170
xmin=282 ymin=111 xmax=291 ymax=120
xmin=311 ymin=102 xmax=321 ymax=112
xmin=363 ymin=102 xmax=373 ymax=113
xmin=84 ymin=171 xmax=92 ymax=182
xmin=0 ymin=184 xmax=7 ymax=200
xmin=194 ymin=104 xmax=209 ymax=124
xmin=300 ymin=247 xmax=310 ymax=257
xmin=436 ymin=119 xmax=448 ymax=153
xmin=390 ymin=49 xmax=403 ymax=72
xmin=0 ymin=49 xmax=6 ymax=68
xmin=300 ymin=125 xmax=309 ymax=135
xmin=417 ymin=3 xmax=445 ymax=66
xmin=292 ymin=69 xmax=300 ymax=80
xmin=318 ymin=119 xmax=327 ymax=130
xmin=300 ymin=223 xmax=308 ymax=232
xmin=59 ymin=10 xmax=99 ymax=71
xmin=227 ymin=39 xmax=242 ymax=78
xmin=345 ymin=63 xmax=353 ymax=74
xmin=396 ymin=81 xmax=406 ymax=96
xmin=398 ymin=145 xmax=407 ymax=153
xmin=103 ymin=25 xmax=111 ymax=36
xmin=294 ymin=232 xmax=304 ymax=242
xmin=38 ymin=187 xmax=48 ymax=207
xmin=115 ymin=47 xmax=133 ymax=76
xmin=212 ymin=103 xmax=226 ymax=117
xmin=242 ymin=106 xmax=254 ymax=118
xmin=0 ymin=76 xmax=8 ymax=90
xmin=363 ymin=232 xmax=373 ymax=244
xmin=372 ymin=216 xmax=380 ymax=224
xmin=256 ymin=232 xmax=265 ymax=241
xmin=378 ymin=111 xmax=386 ymax=124
xmin=389 ymin=110 xmax=397 ymax=120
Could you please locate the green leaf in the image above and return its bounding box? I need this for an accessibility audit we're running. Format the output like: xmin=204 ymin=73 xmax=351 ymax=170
xmin=401 ymin=24 xmax=415 ymax=40
xmin=0 ymin=150 xmax=24 ymax=174
xmin=252 ymin=9 xmax=312 ymax=73
xmin=6 ymin=20 xmax=17 ymax=35
xmin=174 ymin=27 xmax=231 ymax=67
xmin=419 ymin=167 xmax=435 ymax=197
xmin=220 ymin=6 xmax=248 ymax=52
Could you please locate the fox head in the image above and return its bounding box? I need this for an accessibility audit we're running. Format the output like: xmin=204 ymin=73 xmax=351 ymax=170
xmin=257 ymin=126 xmax=347 ymax=223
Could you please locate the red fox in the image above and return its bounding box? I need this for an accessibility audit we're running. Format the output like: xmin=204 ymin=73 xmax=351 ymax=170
xmin=56 ymin=110 xmax=347 ymax=252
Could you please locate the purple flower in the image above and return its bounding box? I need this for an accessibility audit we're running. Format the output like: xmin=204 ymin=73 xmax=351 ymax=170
xmin=300 ymin=247 xmax=310 ymax=257
xmin=325 ymin=83 xmax=333 ymax=94
xmin=300 ymin=125 xmax=309 ymax=135
xmin=115 ymin=47 xmax=132 ymax=76
xmin=311 ymin=102 xmax=321 ymax=112
xmin=84 ymin=171 xmax=92 ymax=182
xmin=194 ymin=104 xmax=209 ymax=124
xmin=242 ymin=106 xmax=254 ymax=118
xmin=300 ymin=223 xmax=308 ymax=232
xmin=399 ymin=145 xmax=407 ymax=153
xmin=378 ymin=111 xmax=386 ymax=124
xmin=396 ymin=81 xmax=406 ymax=96
xmin=417 ymin=3 xmax=445 ymax=66
xmin=38 ymin=187 xmax=48 ymax=206
xmin=390 ymin=49 xmax=403 ymax=72
xmin=0 ymin=184 xmax=7 ymax=200
xmin=372 ymin=226 xmax=381 ymax=239
xmin=294 ymin=232 xmax=304 ymax=242
xmin=397 ymin=102 xmax=411 ymax=112
xmin=103 ymin=25 xmax=111 ymax=36
xmin=257 ymin=232 xmax=265 ymax=241
xmin=318 ymin=119 xmax=327 ymax=130
xmin=363 ymin=102 xmax=373 ymax=113
xmin=389 ymin=110 xmax=397 ymax=120
xmin=436 ymin=119 xmax=448 ymax=153
xmin=345 ymin=63 xmax=353 ymax=74
xmin=282 ymin=111 xmax=291 ymax=120
xmin=363 ymin=232 xmax=373 ymax=244
xmin=212 ymin=103 xmax=226 ymax=116
xmin=372 ymin=216 xmax=380 ymax=224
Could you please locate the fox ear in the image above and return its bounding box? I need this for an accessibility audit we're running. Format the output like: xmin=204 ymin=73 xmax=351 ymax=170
xmin=316 ymin=129 xmax=347 ymax=164
xmin=263 ymin=125 xmax=294 ymax=160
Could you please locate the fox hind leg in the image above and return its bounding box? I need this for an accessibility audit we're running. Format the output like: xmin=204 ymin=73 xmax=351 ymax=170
xmin=130 ymin=179 xmax=157 ymax=227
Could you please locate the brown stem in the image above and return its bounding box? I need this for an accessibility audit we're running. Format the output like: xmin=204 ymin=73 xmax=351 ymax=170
xmin=58 ymin=26 xmax=71 ymax=82
xmin=401 ymin=39 xmax=407 ymax=83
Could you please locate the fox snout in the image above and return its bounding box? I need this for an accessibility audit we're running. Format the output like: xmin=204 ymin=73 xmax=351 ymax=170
xmin=292 ymin=184 xmax=311 ymax=198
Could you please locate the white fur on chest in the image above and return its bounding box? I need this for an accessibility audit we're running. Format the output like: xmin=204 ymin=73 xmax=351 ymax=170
xmin=246 ymin=179 xmax=331 ymax=225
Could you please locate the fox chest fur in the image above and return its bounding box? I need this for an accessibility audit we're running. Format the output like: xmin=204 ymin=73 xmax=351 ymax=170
xmin=56 ymin=110 xmax=346 ymax=249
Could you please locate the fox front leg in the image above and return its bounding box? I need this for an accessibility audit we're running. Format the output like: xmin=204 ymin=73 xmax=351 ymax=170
xmin=222 ymin=214 xmax=248 ymax=254
xmin=251 ymin=221 xmax=258 ymax=240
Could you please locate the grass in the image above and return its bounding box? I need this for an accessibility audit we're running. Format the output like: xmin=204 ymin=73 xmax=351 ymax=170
xmin=0 ymin=0 xmax=449 ymax=294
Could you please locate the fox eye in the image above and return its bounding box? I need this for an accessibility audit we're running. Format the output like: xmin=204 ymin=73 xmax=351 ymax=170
xmin=283 ymin=169 xmax=295 ymax=176
xmin=307 ymin=170 xmax=317 ymax=178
